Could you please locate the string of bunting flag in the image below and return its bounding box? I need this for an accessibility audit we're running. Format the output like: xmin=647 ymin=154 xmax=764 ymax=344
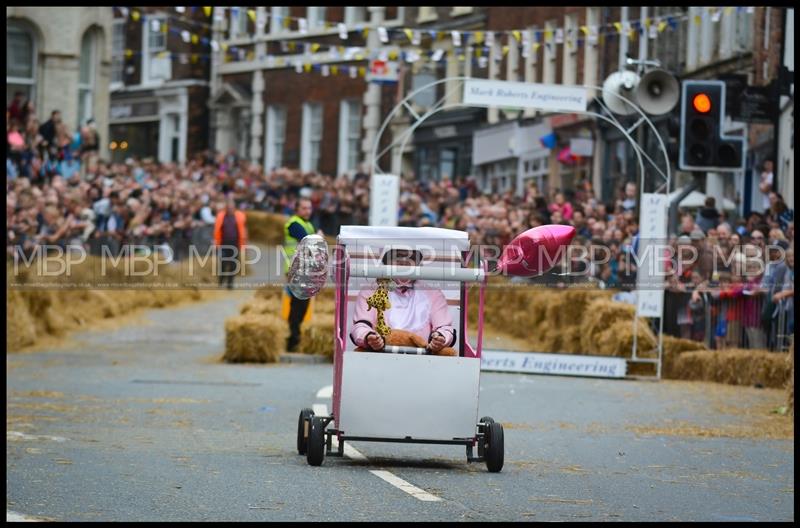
xmin=114 ymin=6 xmax=756 ymax=71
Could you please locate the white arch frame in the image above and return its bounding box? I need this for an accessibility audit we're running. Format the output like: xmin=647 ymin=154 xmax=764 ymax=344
xmin=369 ymin=76 xmax=671 ymax=379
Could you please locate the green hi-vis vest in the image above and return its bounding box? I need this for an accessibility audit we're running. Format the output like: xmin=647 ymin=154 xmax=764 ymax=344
xmin=283 ymin=215 xmax=316 ymax=273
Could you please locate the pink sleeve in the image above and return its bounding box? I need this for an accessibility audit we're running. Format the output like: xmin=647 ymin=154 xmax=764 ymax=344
xmin=563 ymin=202 xmax=574 ymax=220
xmin=350 ymin=287 xmax=377 ymax=348
xmin=427 ymin=290 xmax=456 ymax=346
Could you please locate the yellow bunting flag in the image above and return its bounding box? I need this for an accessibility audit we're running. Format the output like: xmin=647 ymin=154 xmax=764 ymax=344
xmin=476 ymin=47 xmax=482 ymax=57
xmin=544 ymin=29 xmax=553 ymax=41
xmin=694 ymin=15 xmax=702 ymax=25
xmin=125 ymin=49 xmax=133 ymax=58
xmin=437 ymin=32 xmax=445 ymax=41
xmin=459 ymin=54 xmax=465 ymax=61
xmin=355 ymin=53 xmax=364 ymax=60
xmin=304 ymin=63 xmax=312 ymax=72
xmin=311 ymin=43 xmax=320 ymax=52
xmin=288 ymin=42 xmax=296 ymax=51
xmin=533 ymin=43 xmax=541 ymax=52
xmin=161 ymin=23 xmax=168 ymax=34
xmin=191 ymin=54 xmax=199 ymax=63
xmin=388 ymin=50 xmax=398 ymax=60
xmin=283 ymin=17 xmax=291 ymax=29
xmin=221 ymin=43 xmax=229 ymax=52
xmin=725 ymin=7 xmax=734 ymax=15
xmin=502 ymin=45 xmax=509 ymax=56
xmin=331 ymin=65 xmax=338 ymax=75
xmin=404 ymin=28 xmax=413 ymax=41
xmin=358 ymin=66 xmax=366 ymax=77
xmin=613 ymin=22 xmax=622 ymax=34
xmin=246 ymin=50 xmax=254 ymax=61
xmin=580 ymin=26 xmax=589 ymax=36
xmin=362 ymin=28 xmax=369 ymax=38
xmin=276 ymin=58 xmax=285 ymax=66
xmin=247 ymin=9 xmax=256 ymax=22
xmin=474 ymin=31 xmax=484 ymax=44
xmin=628 ymin=29 xmax=636 ymax=41
xmin=131 ymin=10 xmax=140 ymax=21
xmin=203 ymin=6 xmax=212 ymax=17
xmin=512 ymin=30 xmax=521 ymax=42
xmin=658 ymin=21 xmax=667 ymax=32
xmin=191 ymin=34 xmax=199 ymax=44
xmin=158 ymin=51 xmax=168 ymax=58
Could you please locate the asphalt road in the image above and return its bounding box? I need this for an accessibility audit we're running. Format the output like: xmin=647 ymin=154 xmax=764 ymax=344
xmin=6 ymin=292 xmax=795 ymax=522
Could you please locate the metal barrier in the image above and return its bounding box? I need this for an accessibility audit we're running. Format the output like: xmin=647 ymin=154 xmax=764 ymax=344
xmin=664 ymin=289 xmax=793 ymax=351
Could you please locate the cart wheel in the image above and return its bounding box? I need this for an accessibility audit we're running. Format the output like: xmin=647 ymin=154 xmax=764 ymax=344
xmin=477 ymin=417 xmax=494 ymax=459
xmin=306 ymin=416 xmax=326 ymax=466
xmin=484 ymin=422 xmax=504 ymax=473
xmin=297 ymin=408 xmax=314 ymax=455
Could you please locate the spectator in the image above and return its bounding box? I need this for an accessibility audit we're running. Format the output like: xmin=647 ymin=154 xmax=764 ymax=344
xmin=758 ymin=159 xmax=774 ymax=213
xmin=695 ymin=196 xmax=720 ymax=233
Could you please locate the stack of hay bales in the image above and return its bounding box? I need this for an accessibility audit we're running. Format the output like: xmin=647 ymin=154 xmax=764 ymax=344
xmin=660 ymin=335 xmax=708 ymax=378
xmin=223 ymin=313 xmax=287 ymax=363
xmin=671 ymin=349 xmax=791 ymax=388
xmin=6 ymin=254 xmax=214 ymax=353
xmin=580 ymin=299 xmax=657 ymax=358
xmin=245 ymin=211 xmax=286 ymax=246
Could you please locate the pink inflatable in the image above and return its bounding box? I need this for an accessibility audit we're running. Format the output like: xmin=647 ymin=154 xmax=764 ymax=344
xmin=496 ymin=225 xmax=576 ymax=277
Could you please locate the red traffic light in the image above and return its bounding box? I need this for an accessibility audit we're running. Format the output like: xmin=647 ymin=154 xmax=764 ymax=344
xmin=692 ymin=93 xmax=712 ymax=113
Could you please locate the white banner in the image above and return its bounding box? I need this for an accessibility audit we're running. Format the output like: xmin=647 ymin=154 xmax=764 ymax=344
xmin=463 ymin=79 xmax=588 ymax=113
xmin=366 ymin=60 xmax=400 ymax=83
xmin=636 ymin=193 xmax=668 ymax=317
xmin=481 ymin=351 xmax=626 ymax=378
xmin=369 ymin=174 xmax=400 ymax=227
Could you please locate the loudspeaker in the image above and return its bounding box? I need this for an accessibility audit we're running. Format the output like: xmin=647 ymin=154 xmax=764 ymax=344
xmin=601 ymin=71 xmax=641 ymax=115
xmin=636 ymin=69 xmax=680 ymax=115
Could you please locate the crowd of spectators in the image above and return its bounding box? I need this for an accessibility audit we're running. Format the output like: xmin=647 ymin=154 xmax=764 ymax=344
xmin=7 ymin=100 xmax=794 ymax=349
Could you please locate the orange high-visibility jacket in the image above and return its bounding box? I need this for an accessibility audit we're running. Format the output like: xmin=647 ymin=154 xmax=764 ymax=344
xmin=214 ymin=210 xmax=248 ymax=249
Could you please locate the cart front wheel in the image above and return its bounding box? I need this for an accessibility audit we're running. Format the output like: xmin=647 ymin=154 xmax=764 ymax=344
xmin=484 ymin=422 xmax=504 ymax=473
xmin=306 ymin=416 xmax=326 ymax=466
xmin=297 ymin=408 xmax=314 ymax=455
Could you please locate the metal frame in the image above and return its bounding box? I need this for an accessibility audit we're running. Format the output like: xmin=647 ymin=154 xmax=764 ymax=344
xmin=369 ymin=77 xmax=672 ymax=380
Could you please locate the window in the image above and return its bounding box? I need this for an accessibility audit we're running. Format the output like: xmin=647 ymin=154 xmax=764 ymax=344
xmin=6 ymin=21 xmax=36 ymax=106
xmin=143 ymin=15 xmax=170 ymax=83
xmin=344 ymin=6 xmax=366 ymax=26
xmin=265 ymin=105 xmax=286 ymax=170
xmin=271 ymin=7 xmax=289 ymax=34
xmin=78 ymin=30 xmax=97 ymax=127
xmin=111 ymin=20 xmax=125 ymax=85
xmin=231 ymin=7 xmax=248 ymax=38
xmin=338 ymin=100 xmax=361 ymax=175
xmin=301 ymin=103 xmax=323 ymax=172
xmin=308 ymin=7 xmax=327 ymax=30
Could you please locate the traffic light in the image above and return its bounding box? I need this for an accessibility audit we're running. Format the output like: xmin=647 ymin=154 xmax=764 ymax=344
xmin=679 ymin=80 xmax=746 ymax=172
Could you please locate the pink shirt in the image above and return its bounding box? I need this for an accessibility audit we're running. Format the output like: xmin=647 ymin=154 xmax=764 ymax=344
xmin=350 ymin=283 xmax=456 ymax=349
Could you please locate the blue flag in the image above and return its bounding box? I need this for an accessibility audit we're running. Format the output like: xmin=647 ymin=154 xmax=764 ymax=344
xmin=539 ymin=132 xmax=557 ymax=150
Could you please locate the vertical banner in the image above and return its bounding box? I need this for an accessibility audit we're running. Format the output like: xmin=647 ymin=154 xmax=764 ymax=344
xmin=369 ymin=174 xmax=400 ymax=227
xmin=636 ymin=193 xmax=668 ymax=317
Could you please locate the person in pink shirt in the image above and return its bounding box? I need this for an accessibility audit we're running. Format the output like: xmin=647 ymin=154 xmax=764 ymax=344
xmin=350 ymin=248 xmax=456 ymax=354
xmin=548 ymin=192 xmax=574 ymax=221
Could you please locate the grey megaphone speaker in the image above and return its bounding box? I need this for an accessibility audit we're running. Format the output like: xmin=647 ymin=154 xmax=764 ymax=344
xmin=601 ymin=71 xmax=641 ymax=115
xmin=635 ymin=69 xmax=680 ymax=115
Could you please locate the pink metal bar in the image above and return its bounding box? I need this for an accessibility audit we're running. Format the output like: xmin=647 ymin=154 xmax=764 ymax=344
xmin=476 ymin=259 xmax=488 ymax=359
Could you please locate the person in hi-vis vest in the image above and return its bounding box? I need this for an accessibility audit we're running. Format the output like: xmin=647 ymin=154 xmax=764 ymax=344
xmin=284 ymin=197 xmax=318 ymax=352
xmin=214 ymin=195 xmax=248 ymax=290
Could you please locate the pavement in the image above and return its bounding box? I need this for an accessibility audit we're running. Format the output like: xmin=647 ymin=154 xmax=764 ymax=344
xmin=6 ymin=290 xmax=795 ymax=522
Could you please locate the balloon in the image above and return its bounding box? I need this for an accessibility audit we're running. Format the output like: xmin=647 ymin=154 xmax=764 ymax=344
xmin=496 ymin=225 xmax=576 ymax=277
xmin=287 ymin=234 xmax=329 ymax=299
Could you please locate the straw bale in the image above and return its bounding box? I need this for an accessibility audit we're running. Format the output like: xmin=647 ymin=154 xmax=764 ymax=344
xmin=299 ymin=318 xmax=335 ymax=359
xmin=245 ymin=211 xmax=286 ymax=246
xmin=661 ymin=335 xmax=707 ymax=379
xmin=240 ymin=297 xmax=284 ymax=317
xmin=7 ymin=289 xmax=37 ymax=350
xmin=223 ymin=313 xmax=287 ymax=363
xmin=672 ymin=349 xmax=791 ymax=388
xmin=594 ymin=319 xmax=658 ymax=358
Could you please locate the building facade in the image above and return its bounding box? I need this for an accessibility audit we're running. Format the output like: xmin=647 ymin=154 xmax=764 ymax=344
xmin=108 ymin=6 xmax=210 ymax=163
xmin=6 ymin=7 xmax=113 ymax=158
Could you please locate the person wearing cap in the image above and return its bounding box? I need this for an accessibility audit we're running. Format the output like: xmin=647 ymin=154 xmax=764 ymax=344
xmin=350 ymin=248 xmax=456 ymax=354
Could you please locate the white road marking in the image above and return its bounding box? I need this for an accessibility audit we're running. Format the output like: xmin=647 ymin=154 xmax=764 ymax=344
xmin=7 ymin=511 xmax=42 ymax=521
xmin=7 ymin=431 xmax=67 ymax=443
xmin=368 ymin=470 xmax=443 ymax=502
xmin=313 ymin=385 xmax=441 ymax=502
xmin=315 ymin=385 xmax=333 ymax=399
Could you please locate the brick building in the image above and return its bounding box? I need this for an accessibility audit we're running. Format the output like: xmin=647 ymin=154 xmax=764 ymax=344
xmin=108 ymin=6 xmax=210 ymax=163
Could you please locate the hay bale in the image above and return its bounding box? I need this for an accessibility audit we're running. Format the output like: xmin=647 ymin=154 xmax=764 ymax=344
xmin=7 ymin=289 xmax=37 ymax=351
xmin=223 ymin=313 xmax=287 ymax=363
xmin=580 ymin=299 xmax=641 ymax=353
xmin=240 ymin=297 xmax=283 ymax=317
xmin=255 ymin=286 xmax=283 ymax=300
xmin=661 ymin=335 xmax=707 ymax=379
xmin=299 ymin=318 xmax=335 ymax=359
xmin=594 ymin=319 xmax=657 ymax=358
xmin=672 ymin=349 xmax=791 ymax=388
xmin=245 ymin=211 xmax=286 ymax=246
